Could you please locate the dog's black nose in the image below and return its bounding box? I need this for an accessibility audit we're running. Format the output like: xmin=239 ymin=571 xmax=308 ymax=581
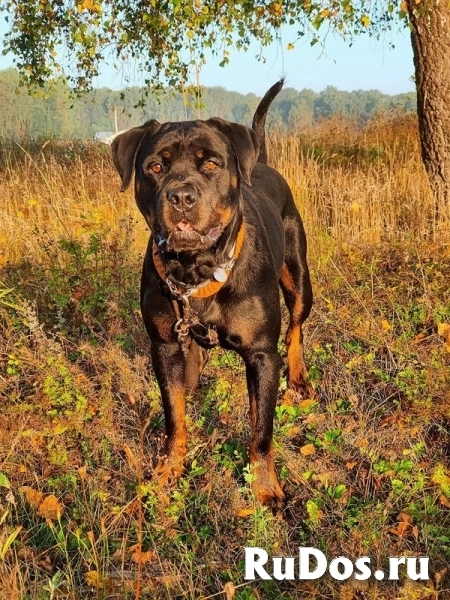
xmin=167 ymin=185 xmax=198 ymax=210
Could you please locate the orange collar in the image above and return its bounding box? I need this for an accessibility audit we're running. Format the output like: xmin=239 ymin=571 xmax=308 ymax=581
xmin=152 ymin=222 xmax=245 ymax=299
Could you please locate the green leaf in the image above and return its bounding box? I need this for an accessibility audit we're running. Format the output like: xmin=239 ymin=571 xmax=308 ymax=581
xmin=0 ymin=473 xmax=11 ymax=489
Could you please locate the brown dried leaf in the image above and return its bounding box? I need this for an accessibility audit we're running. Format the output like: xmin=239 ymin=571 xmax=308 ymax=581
xmin=38 ymin=495 xmax=63 ymax=521
xmin=398 ymin=511 xmax=412 ymax=524
xmin=286 ymin=425 xmax=302 ymax=438
xmin=77 ymin=464 xmax=89 ymax=481
xmin=413 ymin=332 xmax=427 ymax=344
xmin=440 ymin=494 xmax=450 ymax=508
xmin=21 ymin=486 xmax=44 ymax=509
xmin=438 ymin=323 xmax=450 ymax=352
xmin=123 ymin=444 xmax=139 ymax=471
xmin=85 ymin=570 xmax=104 ymax=589
xmin=129 ymin=543 xmax=153 ymax=564
xmin=300 ymin=443 xmax=316 ymax=456
xmin=434 ymin=567 xmax=449 ymax=586
xmin=235 ymin=508 xmax=256 ymax=518
xmin=381 ymin=319 xmax=392 ymax=331
xmin=389 ymin=512 xmax=413 ymax=538
xmin=299 ymin=399 xmax=317 ymax=410
xmin=224 ymin=581 xmax=236 ymax=600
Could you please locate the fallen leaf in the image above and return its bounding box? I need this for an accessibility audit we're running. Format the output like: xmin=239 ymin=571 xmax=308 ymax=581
xmin=52 ymin=424 xmax=67 ymax=435
xmin=286 ymin=425 xmax=302 ymax=438
xmin=235 ymin=508 xmax=256 ymax=518
xmin=437 ymin=323 xmax=450 ymax=337
xmin=304 ymin=413 xmax=326 ymax=426
xmin=224 ymin=581 xmax=236 ymax=600
xmin=123 ymin=444 xmax=139 ymax=471
xmin=21 ymin=486 xmax=44 ymax=509
xmin=348 ymin=394 xmax=359 ymax=406
xmin=398 ymin=512 xmax=412 ymax=523
xmin=432 ymin=469 xmax=450 ymax=488
xmin=129 ymin=543 xmax=153 ymax=564
xmin=300 ymin=443 xmax=316 ymax=456
xmin=413 ymin=332 xmax=427 ymax=344
xmin=437 ymin=322 xmax=450 ymax=352
xmin=132 ymin=550 xmax=153 ymax=564
xmin=389 ymin=512 xmax=413 ymax=539
xmin=439 ymin=494 xmax=450 ymax=508
xmin=38 ymin=495 xmax=63 ymax=521
xmin=435 ymin=567 xmax=449 ymax=587
xmin=355 ymin=438 xmax=368 ymax=450
xmin=299 ymin=399 xmax=317 ymax=411
xmin=85 ymin=570 xmax=104 ymax=589
xmin=78 ymin=464 xmax=89 ymax=481
xmin=381 ymin=319 xmax=392 ymax=331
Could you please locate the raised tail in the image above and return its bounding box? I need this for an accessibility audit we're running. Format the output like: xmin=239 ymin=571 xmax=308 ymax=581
xmin=252 ymin=79 xmax=284 ymax=164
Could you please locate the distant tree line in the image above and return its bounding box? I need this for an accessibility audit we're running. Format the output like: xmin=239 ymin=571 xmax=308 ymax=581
xmin=0 ymin=68 xmax=416 ymax=140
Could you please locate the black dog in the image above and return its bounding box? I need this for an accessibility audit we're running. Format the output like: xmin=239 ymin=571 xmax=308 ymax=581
xmin=112 ymin=81 xmax=312 ymax=507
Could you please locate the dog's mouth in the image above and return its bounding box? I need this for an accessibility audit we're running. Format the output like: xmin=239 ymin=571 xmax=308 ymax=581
xmin=162 ymin=220 xmax=222 ymax=253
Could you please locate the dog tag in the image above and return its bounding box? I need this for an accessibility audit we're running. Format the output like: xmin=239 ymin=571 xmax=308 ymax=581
xmin=213 ymin=267 xmax=228 ymax=282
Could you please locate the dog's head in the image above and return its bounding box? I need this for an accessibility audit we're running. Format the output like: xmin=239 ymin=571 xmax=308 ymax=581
xmin=112 ymin=118 xmax=259 ymax=253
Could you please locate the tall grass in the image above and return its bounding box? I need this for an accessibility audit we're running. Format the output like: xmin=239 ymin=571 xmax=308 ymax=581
xmin=1 ymin=113 xmax=447 ymax=269
xmin=270 ymin=114 xmax=443 ymax=242
xmin=1 ymin=116 xmax=449 ymax=600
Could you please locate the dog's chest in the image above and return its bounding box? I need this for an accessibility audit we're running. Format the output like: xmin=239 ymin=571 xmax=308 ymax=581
xmin=187 ymin=292 xmax=267 ymax=351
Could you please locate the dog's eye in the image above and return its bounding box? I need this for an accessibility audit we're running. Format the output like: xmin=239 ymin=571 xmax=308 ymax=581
xmin=204 ymin=160 xmax=218 ymax=171
xmin=150 ymin=163 xmax=163 ymax=174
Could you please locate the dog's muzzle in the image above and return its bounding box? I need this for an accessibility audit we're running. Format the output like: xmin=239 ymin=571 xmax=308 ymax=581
xmin=165 ymin=222 xmax=222 ymax=253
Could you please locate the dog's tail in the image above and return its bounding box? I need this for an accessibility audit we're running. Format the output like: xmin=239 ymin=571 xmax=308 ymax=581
xmin=252 ymin=79 xmax=284 ymax=164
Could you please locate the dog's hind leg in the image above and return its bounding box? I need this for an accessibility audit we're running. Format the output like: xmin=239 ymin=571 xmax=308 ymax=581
xmin=279 ymin=212 xmax=313 ymax=397
xmin=185 ymin=341 xmax=208 ymax=395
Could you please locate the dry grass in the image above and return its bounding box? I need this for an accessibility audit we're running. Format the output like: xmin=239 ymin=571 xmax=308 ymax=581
xmin=269 ymin=114 xmax=444 ymax=242
xmin=0 ymin=116 xmax=449 ymax=599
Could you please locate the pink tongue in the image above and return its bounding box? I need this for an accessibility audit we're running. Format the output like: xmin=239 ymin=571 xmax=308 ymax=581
xmin=176 ymin=220 xmax=194 ymax=231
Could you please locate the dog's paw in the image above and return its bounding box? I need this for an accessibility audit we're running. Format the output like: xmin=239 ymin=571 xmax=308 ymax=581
xmin=282 ymin=382 xmax=316 ymax=405
xmin=153 ymin=453 xmax=185 ymax=487
xmin=251 ymin=475 xmax=285 ymax=511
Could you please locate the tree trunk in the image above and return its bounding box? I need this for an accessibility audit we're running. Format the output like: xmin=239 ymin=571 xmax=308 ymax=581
xmin=408 ymin=0 xmax=450 ymax=226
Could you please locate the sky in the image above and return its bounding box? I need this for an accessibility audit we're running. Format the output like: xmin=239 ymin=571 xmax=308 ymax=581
xmin=0 ymin=15 xmax=415 ymax=97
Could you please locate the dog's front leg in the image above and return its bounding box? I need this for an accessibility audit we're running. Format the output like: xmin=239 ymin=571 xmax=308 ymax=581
xmin=244 ymin=349 xmax=285 ymax=508
xmin=151 ymin=341 xmax=187 ymax=486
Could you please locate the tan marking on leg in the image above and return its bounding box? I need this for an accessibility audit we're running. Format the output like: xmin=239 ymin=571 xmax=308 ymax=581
xmin=249 ymin=444 xmax=284 ymax=508
xmin=286 ymin=324 xmax=308 ymax=391
xmin=154 ymin=384 xmax=187 ymax=486
xmin=248 ymin=391 xmax=284 ymax=508
xmin=280 ymin=263 xmax=310 ymax=395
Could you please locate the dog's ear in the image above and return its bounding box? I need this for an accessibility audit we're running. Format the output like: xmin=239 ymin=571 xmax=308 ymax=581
xmin=207 ymin=118 xmax=260 ymax=186
xmin=111 ymin=120 xmax=161 ymax=192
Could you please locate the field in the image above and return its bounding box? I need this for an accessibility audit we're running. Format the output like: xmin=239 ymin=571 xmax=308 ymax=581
xmin=0 ymin=114 xmax=449 ymax=599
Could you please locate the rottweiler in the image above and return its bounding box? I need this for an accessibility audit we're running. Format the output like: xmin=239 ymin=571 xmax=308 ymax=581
xmin=112 ymin=80 xmax=312 ymax=507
